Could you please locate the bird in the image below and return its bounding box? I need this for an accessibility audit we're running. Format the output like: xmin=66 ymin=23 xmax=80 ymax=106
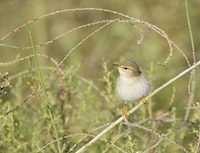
xmin=113 ymin=59 xmax=150 ymax=117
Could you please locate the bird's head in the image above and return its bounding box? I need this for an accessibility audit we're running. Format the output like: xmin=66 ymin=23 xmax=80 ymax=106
xmin=113 ymin=59 xmax=141 ymax=78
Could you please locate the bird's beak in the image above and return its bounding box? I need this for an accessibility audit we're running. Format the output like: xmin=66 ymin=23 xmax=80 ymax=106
xmin=112 ymin=63 xmax=120 ymax=67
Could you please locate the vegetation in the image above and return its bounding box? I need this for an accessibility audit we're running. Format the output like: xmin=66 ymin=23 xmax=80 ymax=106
xmin=0 ymin=0 xmax=200 ymax=152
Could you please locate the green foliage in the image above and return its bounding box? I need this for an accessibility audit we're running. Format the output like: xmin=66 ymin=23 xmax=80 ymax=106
xmin=0 ymin=0 xmax=200 ymax=153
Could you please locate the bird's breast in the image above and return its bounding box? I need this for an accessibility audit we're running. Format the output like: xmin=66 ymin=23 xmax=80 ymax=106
xmin=116 ymin=74 xmax=150 ymax=102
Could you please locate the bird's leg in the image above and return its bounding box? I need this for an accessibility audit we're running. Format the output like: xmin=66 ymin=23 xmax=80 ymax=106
xmin=123 ymin=102 xmax=129 ymax=118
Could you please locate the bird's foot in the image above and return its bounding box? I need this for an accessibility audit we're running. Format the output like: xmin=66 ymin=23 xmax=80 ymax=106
xmin=123 ymin=102 xmax=129 ymax=118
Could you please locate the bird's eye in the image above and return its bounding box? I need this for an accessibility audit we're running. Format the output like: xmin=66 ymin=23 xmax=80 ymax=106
xmin=124 ymin=67 xmax=128 ymax=70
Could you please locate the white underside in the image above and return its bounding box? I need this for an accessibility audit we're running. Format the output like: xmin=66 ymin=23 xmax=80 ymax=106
xmin=116 ymin=73 xmax=150 ymax=102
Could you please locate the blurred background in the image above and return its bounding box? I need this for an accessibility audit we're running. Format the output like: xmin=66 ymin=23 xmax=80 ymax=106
xmin=0 ymin=0 xmax=200 ymax=152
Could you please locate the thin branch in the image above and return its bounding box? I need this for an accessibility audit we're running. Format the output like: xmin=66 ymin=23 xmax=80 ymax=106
xmin=37 ymin=133 xmax=126 ymax=153
xmin=46 ymin=20 xmax=115 ymax=78
xmin=184 ymin=0 xmax=196 ymax=121
xmin=0 ymin=53 xmax=64 ymax=75
xmin=29 ymin=31 xmax=61 ymax=153
xmin=0 ymin=8 xmax=190 ymax=66
xmin=185 ymin=0 xmax=196 ymax=63
xmin=127 ymin=122 xmax=188 ymax=153
xmin=67 ymin=123 xmax=112 ymax=153
xmin=0 ymin=19 xmax=123 ymax=49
